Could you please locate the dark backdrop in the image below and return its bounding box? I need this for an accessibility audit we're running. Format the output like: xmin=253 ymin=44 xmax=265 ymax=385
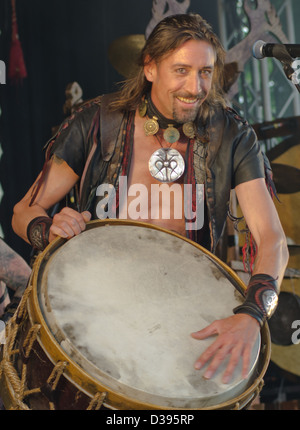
xmin=0 ymin=0 xmax=219 ymax=262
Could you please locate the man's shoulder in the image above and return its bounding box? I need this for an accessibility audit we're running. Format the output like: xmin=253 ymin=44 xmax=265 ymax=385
xmin=224 ymin=106 xmax=249 ymax=126
xmin=72 ymin=94 xmax=103 ymax=116
xmin=58 ymin=92 xmax=122 ymax=132
xmin=209 ymin=105 xmax=253 ymax=136
xmin=71 ymin=92 xmax=121 ymax=113
xmin=74 ymin=92 xmax=126 ymax=120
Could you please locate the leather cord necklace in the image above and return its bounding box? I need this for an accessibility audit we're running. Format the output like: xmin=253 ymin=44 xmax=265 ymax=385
xmin=139 ymin=94 xmax=196 ymax=183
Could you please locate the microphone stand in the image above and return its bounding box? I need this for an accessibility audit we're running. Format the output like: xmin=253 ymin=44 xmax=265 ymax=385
xmin=272 ymin=45 xmax=300 ymax=94
xmin=282 ymin=61 xmax=300 ymax=94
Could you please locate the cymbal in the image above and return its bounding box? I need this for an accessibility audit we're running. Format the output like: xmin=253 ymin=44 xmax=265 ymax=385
xmin=271 ymin=163 xmax=300 ymax=194
xmin=266 ymin=135 xmax=300 ymax=162
xmin=270 ymin=279 xmax=300 ymax=377
xmin=108 ymin=34 xmax=146 ymax=78
xmin=271 ymin=343 xmax=300 ymax=377
xmin=268 ymin=292 xmax=300 ymax=345
xmin=284 ymin=267 xmax=300 ymax=278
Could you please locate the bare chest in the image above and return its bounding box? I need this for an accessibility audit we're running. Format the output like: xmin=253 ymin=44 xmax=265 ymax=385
xmin=119 ymin=113 xmax=189 ymax=235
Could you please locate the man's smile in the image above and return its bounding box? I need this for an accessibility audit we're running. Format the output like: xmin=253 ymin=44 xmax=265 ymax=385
xmin=176 ymin=95 xmax=199 ymax=104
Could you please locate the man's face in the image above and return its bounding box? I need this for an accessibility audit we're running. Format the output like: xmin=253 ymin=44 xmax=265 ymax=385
xmin=144 ymin=39 xmax=215 ymax=123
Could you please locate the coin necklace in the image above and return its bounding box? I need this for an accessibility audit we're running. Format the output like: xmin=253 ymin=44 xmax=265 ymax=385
xmin=139 ymin=95 xmax=196 ymax=183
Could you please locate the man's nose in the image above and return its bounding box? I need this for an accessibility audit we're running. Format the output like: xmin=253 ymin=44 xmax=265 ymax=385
xmin=186 ymin=72 xmax=202 ymax=95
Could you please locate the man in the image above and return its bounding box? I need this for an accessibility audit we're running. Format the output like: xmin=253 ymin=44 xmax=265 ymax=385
xmin=12 ymin=14 xmax=288 ymax=385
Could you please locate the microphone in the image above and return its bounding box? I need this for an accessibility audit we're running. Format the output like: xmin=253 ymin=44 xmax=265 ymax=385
xmin=252 ymin=40 xmax=300 ymax=60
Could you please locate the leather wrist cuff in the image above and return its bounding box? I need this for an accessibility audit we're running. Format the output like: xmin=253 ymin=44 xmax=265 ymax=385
xmin=233 ymin=274 xmax=279 ymax=327
xmin=27 ymin=216 xmax=52 ymax=251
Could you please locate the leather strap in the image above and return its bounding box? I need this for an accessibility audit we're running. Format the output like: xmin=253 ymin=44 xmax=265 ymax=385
xmin=233 ymin=273 xmax=279 ymax=327
xmin=27 ymin=216 xmax=52 ymax=251
xmin=100 ymin=93 xmax=125 ymax=161
xmin=78 ymin=94 xmax=125 ymax=210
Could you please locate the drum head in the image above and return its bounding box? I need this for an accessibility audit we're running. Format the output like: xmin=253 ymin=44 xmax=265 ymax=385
xmin=38 ymin=222 xmax=261 ymax=409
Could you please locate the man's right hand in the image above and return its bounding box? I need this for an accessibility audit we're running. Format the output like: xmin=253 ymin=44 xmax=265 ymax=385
xmin=49 ymin=208 xmax=92 ymax=242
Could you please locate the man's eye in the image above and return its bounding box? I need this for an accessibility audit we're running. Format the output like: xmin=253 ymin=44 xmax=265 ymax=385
xmin=176 ymin=68 xmax=186 ymax=74
xmin=201 ymin=69 xmax=213 ymax=77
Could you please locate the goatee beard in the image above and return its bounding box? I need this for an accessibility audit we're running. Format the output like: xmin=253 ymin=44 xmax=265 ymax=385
xmin=172 ymin=107 xmax=200 ymax=124
xmin=172 ymin=93 xmax=206 ymax=124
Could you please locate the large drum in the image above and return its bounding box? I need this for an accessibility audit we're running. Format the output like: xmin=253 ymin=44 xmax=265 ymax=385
xmin=0 ymin=220 xmax=270 ymax=410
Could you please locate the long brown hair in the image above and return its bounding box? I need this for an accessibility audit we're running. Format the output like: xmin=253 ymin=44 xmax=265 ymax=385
xmin=109 ymin=14 xmax=227 ymax=120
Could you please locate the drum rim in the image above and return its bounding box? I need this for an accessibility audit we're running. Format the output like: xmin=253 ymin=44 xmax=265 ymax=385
xmin=29 ymin=219 xmax=271 ymax=410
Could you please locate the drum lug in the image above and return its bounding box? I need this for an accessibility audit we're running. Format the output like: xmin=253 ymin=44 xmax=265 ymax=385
xmin=233 ymin=380 xmax=265 ymax=410
xmin=16 ymin=285 xmax=33 ymax=325
xmin=87 ymin=392 xmax=107 ymax=410
xmin=40 ymin=361 xmax=68 ymax=408
xmin=20 ymin=324 xmax=41 ymax=364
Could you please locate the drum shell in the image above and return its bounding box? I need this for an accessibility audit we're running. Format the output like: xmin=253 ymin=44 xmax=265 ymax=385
xmin=0 ymin=220 xmax=271 ymax=410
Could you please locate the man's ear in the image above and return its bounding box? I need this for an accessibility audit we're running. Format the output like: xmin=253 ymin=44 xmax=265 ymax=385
xmin=144 ymin=56 xmax=157 ymax=83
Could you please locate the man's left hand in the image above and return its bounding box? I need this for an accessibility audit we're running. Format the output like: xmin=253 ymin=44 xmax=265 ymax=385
xmin=191 ymin=313 xmax=260 ymax=384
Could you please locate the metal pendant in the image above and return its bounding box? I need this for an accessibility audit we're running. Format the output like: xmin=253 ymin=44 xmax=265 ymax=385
xmin=148 ymin=148 xmax=185 ymax=183
xmin=138 ymin=99 xmax=148 ymax=118
xmin=163 ymin=126 xmax=180 ymax=144
xmin=262 ymin=290 xmax=278 ymax=318
xmin=144 ymin=117 xmax=159 ymax=136
xmin=182 ymin=122 xmax=196 ymax=139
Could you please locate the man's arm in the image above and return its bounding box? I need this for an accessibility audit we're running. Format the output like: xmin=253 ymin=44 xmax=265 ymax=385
xmin=235 ymin=177 xmax=288 ymax=283
xmin=12 ymin=156 xmax=91 ymax=247
xmin=192 ymin=177 xmax=289 ymax=383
